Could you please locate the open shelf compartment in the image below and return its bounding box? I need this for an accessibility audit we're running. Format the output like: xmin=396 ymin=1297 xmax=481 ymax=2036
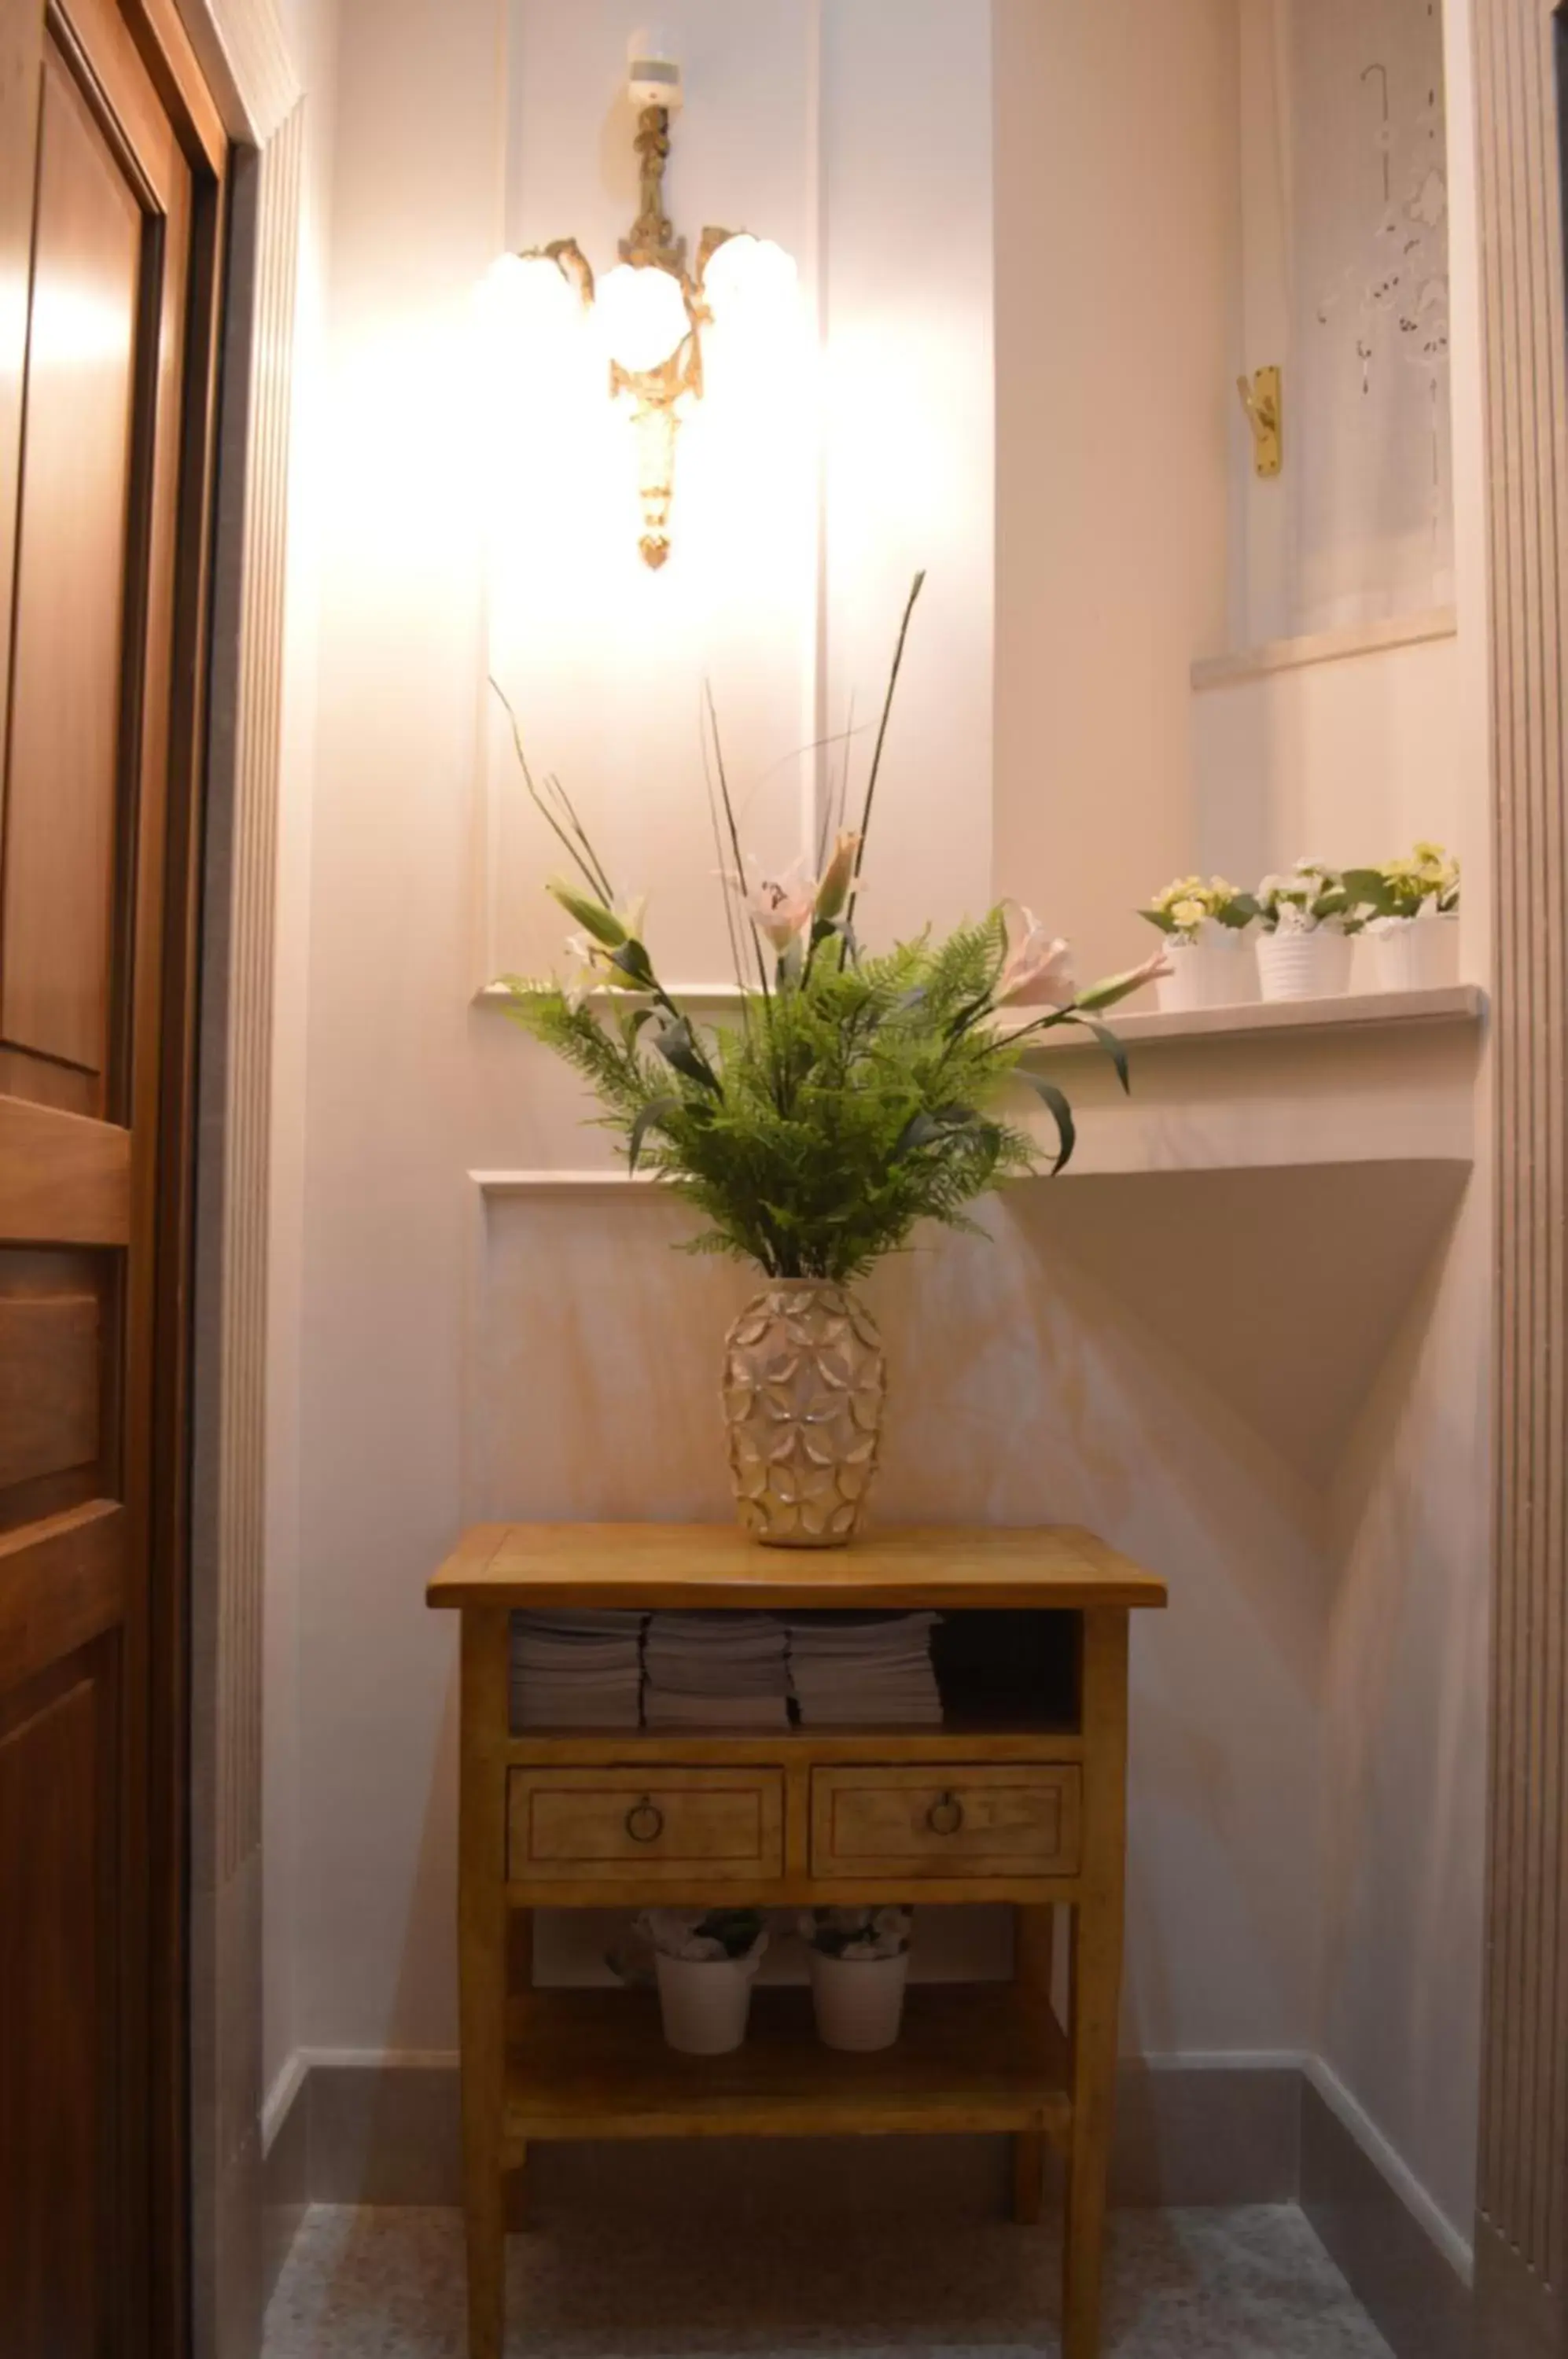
xmin=502 ymin=1983 xmax=1072 ymax=2148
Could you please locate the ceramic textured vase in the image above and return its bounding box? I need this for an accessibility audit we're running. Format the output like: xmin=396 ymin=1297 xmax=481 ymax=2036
xmin=1255 ymin=926 xmax=1353 ymax=1002
xmin=1155 ymin=932 xmax=1251 ymax=1014
xmin=722 ymin=1279 xmax=886 ymax=1548
xmin=1367 ymin=912 xmax=1460 ymax=992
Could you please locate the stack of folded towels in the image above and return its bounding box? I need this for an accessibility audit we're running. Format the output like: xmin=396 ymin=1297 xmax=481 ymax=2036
xmin=509 ymin=1609 xmax=646 ymax=1731
xmin=642 ymin=1611 xmax=792 ymax=1731
xmin=782 ymin=1610 xmax=944 ymax=1728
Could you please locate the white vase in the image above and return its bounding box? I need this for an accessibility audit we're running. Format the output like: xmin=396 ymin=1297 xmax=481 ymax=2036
xmin=723 ymin=1280 xmax=886 ymax=1548
xmin=1155 ymin=931 xmax=1251 ymax=1014
xmin=1255 ymin=928 xmax=1353 ymax=1003
xmin=808 ymin=1950 xmax=910 ymax=2052
xmin=653 ymin=1950 xmax=759 ymax=2055
xmin=1367 ymin=912 xmax=1460 ymax=993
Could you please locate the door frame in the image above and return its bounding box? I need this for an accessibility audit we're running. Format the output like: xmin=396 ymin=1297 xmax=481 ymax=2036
xmin=1470 ymin=1 xmax=1568 ymax=2351
xmin=164 ymin=2 xmax=305 ymax=2352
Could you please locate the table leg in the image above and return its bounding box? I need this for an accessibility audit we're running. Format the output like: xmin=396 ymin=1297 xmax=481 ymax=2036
xmin=459 ymin=1609 xmax=510 ymax=2359
xmin=1012 ymin=1903 xmax=1055 ymax=2225
xmin=1062 ymin=1609 xmax=1130 ymax=2359
xmin=1062 ymin=1894 xmax=1122 ymax=2358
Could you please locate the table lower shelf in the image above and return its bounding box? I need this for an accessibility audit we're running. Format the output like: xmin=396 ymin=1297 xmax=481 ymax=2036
xmin=500 ymin=1983 xmax=1070 ymax=2153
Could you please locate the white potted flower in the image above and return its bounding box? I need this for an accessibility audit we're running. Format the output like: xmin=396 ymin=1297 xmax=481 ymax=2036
xmin=636 ymin=1908 xmax=768 ymax=2055
xmin=1343 ymin=844 xmax=1460 ymax=992
xmin=1253 ymin=862 xmax=1367 ymax=1001
xmin=1138 ymin=877 xmax=1259 ymax=1012
xmin=798 ymin=1906 xmax=913 ymax=2052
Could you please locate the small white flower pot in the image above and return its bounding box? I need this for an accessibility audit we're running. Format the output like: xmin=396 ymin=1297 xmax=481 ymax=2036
xmin=1256 ymin=928 xmax=1353 ymax=1003
xmin=1155 ymin=931 xmax=1252 ymax=1014
xmin=1367 ymin=912 xmax=1460 ymax=993
xmin=653 ymin=1950 xmax=759 ymax=2055
xmin=808 ymin=1950 xmax=910 ymax=2052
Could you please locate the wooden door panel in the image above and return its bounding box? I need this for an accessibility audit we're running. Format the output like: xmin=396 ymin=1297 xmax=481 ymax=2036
xmin=0 ymin=1095 xmax=131 ymax=1244
xmin=0 ymin=3 xmax=218 ymax=2352
xmin=0 ymin=1650 xmax=116 ymax=2359
xmin=0 ymin=1273 xmax=101 ymax=1490
xmin=0 ymin=1499 xmax=126 ymax=1696
xmin=1 ymin=39 xmax=145 ymax=1109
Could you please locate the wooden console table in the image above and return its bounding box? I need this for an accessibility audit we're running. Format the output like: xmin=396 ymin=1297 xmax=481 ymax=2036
xmin=428 ymin=1522 xmax=1166 ymax=2359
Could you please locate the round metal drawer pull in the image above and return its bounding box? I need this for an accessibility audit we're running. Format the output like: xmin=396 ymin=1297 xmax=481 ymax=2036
xmin=625 ymin=1798 xmax=664 ymax=1844
xmin=927 ymin=1791 xmax=965 ymax=1837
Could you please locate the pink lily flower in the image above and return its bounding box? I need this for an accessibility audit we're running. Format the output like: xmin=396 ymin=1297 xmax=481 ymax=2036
xmin=738 ymin=855 xmax=817 ymax=954
xmin=996 ymin=907 xmax=1077 ymax=1008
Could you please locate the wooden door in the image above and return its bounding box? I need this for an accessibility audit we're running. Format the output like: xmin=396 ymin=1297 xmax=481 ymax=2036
xmin=0 ymin=4 xmax=223 ymax=2354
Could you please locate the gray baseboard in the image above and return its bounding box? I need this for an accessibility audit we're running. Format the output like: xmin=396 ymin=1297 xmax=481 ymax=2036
xmin=265 ymin=2056 xmax=1301 ymax=2217
xmin=1301 ymin=2080 xmax=1473 ymax=2359
xmin=260 ymin=2077 xmax=310 ymax=2311
xmin=264 ymin=2056 xmax=1470 ymax=2359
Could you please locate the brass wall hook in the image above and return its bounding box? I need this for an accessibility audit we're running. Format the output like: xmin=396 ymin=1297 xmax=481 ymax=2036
xmin=1238 ymin=365 xmax=1283 ymax=477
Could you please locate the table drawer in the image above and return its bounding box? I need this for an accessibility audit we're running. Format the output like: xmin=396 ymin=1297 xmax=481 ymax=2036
xmin=507 ymin=1766 xmax=785 ymax=1885
xmin=810 ymin=1763 xmax=1081 ymax=1881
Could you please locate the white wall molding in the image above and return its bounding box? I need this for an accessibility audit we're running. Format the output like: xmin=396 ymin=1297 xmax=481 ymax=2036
xmin=476 ymin=979 xmax=1486 ymax=1044
xmin=474 ymin=979 xmax=742 ymax=1012
xmin=1192 ymin=609 xmax=1459 ymax=694
xmin=191 ymin=88 xmax=307 ymax=2359
xmin=472 ymin=1168 xmax=652 ymax=1198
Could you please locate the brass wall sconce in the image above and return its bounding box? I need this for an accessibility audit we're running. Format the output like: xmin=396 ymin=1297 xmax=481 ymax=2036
xmin=1238 ymin=365 xmax=1283 ymax=478
xmin=498 ymin=32 xmax=795 ymax=569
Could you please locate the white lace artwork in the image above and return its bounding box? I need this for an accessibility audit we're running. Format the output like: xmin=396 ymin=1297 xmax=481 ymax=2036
xmin=1289 ymin=0 xmax=1453 ymax=631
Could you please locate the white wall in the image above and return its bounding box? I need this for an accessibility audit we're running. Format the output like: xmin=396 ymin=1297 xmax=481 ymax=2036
xmin=994 ymin=0 xmax=1238 ymax=984
xmin=1310 ymin=0 xmax=1494 ymax=2252
xmin=274 ymin=0 xmax=1493 ymax=2264
xmin=1194 ymin=628 xmax=1463 ymax=892
xmin=289 ymin=0 xmax=1328 ymax=2070
xmin=262 ymin=0 xmax=342 ymax=2108
xmin=487 ymin=0 xmax=995 ymax=995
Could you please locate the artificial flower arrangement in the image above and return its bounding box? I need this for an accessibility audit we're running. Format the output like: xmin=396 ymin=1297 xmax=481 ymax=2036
xmin=798 ymin=1904 xmax=913 ymax=1960
xmin=636 ymin=1906 xmax=769 ymax=1963
xmin=497 ymin=576 xmax=1168 ymax=1546
xmin=1137 ymin=874 xmax=1260 ymax=943
xmin=1253 ymin=859 xmax=1368 ymax=935
xmin=1342 ymin=841 xmax=1460 ymax=922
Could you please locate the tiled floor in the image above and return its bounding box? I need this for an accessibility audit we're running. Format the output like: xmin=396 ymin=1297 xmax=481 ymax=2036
xmin=263 ymin=2201 xmax=1393 ymax=2357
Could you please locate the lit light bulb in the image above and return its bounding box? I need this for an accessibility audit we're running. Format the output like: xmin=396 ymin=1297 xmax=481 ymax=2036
xmin=480 ymin=252 xmax=581 ymax=338
xmin=700 ymin=234 xmax=798 ymax=321
xmin=596 ymin=261 xmax=690 ymax=375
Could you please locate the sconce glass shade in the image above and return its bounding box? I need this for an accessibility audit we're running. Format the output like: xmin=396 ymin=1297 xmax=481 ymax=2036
xmin=597 ymin=260 xmax=690 ymax=375
xmin=480 ymin=251 xmax=584 ymax=344
xmin=700 ymin=233 xmax=798 ymax=320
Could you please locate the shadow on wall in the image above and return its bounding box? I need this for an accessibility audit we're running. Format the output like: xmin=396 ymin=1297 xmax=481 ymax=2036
xmin=472 ymin=1158 xmax=1467 ymax=2059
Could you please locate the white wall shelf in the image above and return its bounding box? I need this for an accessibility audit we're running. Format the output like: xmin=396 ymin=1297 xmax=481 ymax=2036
xmin=475 ymin=983 xmax=1485 ymax=1195
xmin=1011 ymin=983 xmax=1485 ymax=1054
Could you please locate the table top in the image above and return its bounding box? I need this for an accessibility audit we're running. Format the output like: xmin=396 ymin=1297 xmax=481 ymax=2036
xmin=426 ymin=1523 xmax=1168 ymax=1614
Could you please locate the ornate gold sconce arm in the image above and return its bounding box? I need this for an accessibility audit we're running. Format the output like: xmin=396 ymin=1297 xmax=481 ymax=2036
xmin=506 ymin=37 xmax=790 ymax=569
